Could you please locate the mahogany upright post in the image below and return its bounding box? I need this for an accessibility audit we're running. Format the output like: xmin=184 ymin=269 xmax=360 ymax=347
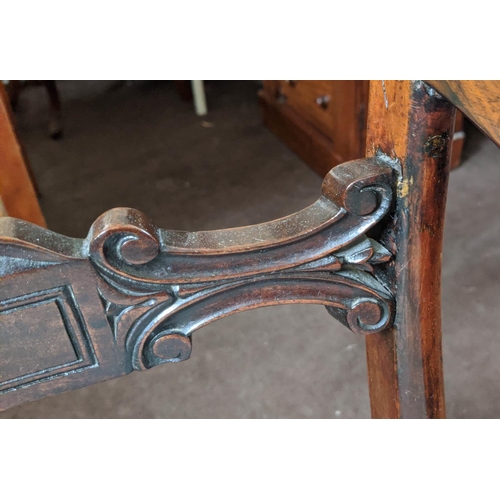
xmin=365 ymin=80 xmax=456 ymax=418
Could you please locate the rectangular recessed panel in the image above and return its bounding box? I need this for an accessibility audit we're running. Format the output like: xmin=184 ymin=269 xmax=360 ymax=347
xmin=0 ymin=286 xmax=96 ymax=392
xmin=0 ymin=300 xmax=78 ymax=383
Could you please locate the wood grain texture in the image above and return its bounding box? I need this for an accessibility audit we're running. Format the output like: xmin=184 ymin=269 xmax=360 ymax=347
xmin=259 ymin=90 xmax=344 ymax=173
xmin=365 ymin=80 xmax=456 ymax=418
xmin=0 ymin=158 xmax=397 ymax=412
xmin=0 ymin=83 xmax=46 ymax=226
xmin=427 ymin=80 xmax=500 ymax=147
xmin=261 ymin=81 xmax=465 ymax=177
xmin=260 ymin=81 xmax=369 ymax=176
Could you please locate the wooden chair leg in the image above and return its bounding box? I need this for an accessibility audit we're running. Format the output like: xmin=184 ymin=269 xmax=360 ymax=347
xmin=0 ymin=79 xmax=457 ymax=415
xmin=365 ymin=80 xmax=456 ymax=418
xmin=191 ymin=80 xmax=208 ymax=116
xmin=0 ymin=83 xmax=46 ymax=227
xmin=42 ymin=80 xmax=63 ymax=140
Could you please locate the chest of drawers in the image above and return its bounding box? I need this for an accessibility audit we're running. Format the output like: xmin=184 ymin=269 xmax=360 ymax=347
xmin=259 ymin=80 xmax=464 ymax=176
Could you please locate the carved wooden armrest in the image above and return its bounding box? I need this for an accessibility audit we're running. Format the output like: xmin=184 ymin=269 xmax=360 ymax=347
xmin=0 ymin=157 xmax=395 ymax=410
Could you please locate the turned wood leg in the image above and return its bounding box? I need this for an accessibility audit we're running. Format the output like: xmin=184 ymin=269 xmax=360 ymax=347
xmin=365 ymin=80 xmax=456 ymax=418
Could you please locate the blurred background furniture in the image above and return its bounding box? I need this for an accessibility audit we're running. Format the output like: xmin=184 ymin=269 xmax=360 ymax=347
xmin=191 ymin=80 xmax=207 ymax=116
xmin=259 ymin=80 xmax=465 ymax=176
xmin=5 ymin=80 xmax=63 ymax=139
xmin=0 ymin=83 xmax=45 ymax=225
xmin=174 ymin=80 xmax=208 ymax=116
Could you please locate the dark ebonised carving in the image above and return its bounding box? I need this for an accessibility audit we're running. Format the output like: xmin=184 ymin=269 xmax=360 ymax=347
xmin=0 ymin=157 xmax=396 ymax=410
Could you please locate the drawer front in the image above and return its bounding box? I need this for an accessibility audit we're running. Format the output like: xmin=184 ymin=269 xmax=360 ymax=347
xmin=278 ymin=80 xmax=336 ymax=137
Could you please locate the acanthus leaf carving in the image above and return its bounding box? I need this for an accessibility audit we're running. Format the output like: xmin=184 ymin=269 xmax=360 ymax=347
xmin=83 ymin=157 xmax=396 ymax=371
xmin=0 ymin=157 xmax=395 ymax=407
xmin=0 ymin=157 xmax=396 ymax=384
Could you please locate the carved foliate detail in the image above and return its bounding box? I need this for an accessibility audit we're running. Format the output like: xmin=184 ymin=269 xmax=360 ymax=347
xmin=85 ymin=157 xmax=395 ymax=370
xmin=0 ymin=157 xmax=396 ymax=407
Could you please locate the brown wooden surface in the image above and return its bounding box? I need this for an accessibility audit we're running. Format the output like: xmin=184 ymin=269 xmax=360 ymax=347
xmin=0 ymin=158 xmax=396 ymax=412
xmin=2 ymin=79 xmax=484 ymax=416
xmin=260 ymin=81 xmax=369 ymax=176
xmin=427 ymin=80 xmax=500 ymax=148
xmin=0 ymin=83 xmax=46 ymax=226
xmin=365 ymin=80 xmax=456 ymax=418
xmin=261 ymin=80 xmax=464 ymax=177
xmin=259 ymin=90 xmax=344 ymax=172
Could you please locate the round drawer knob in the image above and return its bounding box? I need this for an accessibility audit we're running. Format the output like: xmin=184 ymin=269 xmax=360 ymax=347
xmin=316 ymin=95 xmax=330 ymax=109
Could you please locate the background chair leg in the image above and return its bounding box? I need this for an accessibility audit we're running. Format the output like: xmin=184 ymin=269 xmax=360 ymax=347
xmin=42 ymin=80 xmax=62 ymax=139
xmin=191 ymin=80 xmax=208 ymax=116
xmin=0 ymin=83 xmax=46 ymax=226
xmin=365 ymin=80 xmax=456 ymax=418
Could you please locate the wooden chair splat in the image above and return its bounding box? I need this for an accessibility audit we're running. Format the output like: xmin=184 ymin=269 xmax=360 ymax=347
xmin=0 ymin=157 xmax=396 ymax=411
xmin=1 ymin=79 xmax=499 ymax=417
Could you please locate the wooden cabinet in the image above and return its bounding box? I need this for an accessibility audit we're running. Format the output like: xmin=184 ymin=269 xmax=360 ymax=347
xmin=259 ymin=80 xmax=369 ymax=177
xmin=259 ymin=80 xmax=464 ymax=176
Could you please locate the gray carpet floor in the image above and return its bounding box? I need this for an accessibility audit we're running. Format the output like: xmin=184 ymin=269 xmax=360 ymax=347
xmin=2 ymin=80 xmax=500 ymax=418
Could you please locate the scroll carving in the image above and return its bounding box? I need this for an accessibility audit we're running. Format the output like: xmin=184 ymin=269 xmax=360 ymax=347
xmin=87 ymin=157 xmax=395 ymax=370
xmin=0 ymin=157 xmax=396 ymax=409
